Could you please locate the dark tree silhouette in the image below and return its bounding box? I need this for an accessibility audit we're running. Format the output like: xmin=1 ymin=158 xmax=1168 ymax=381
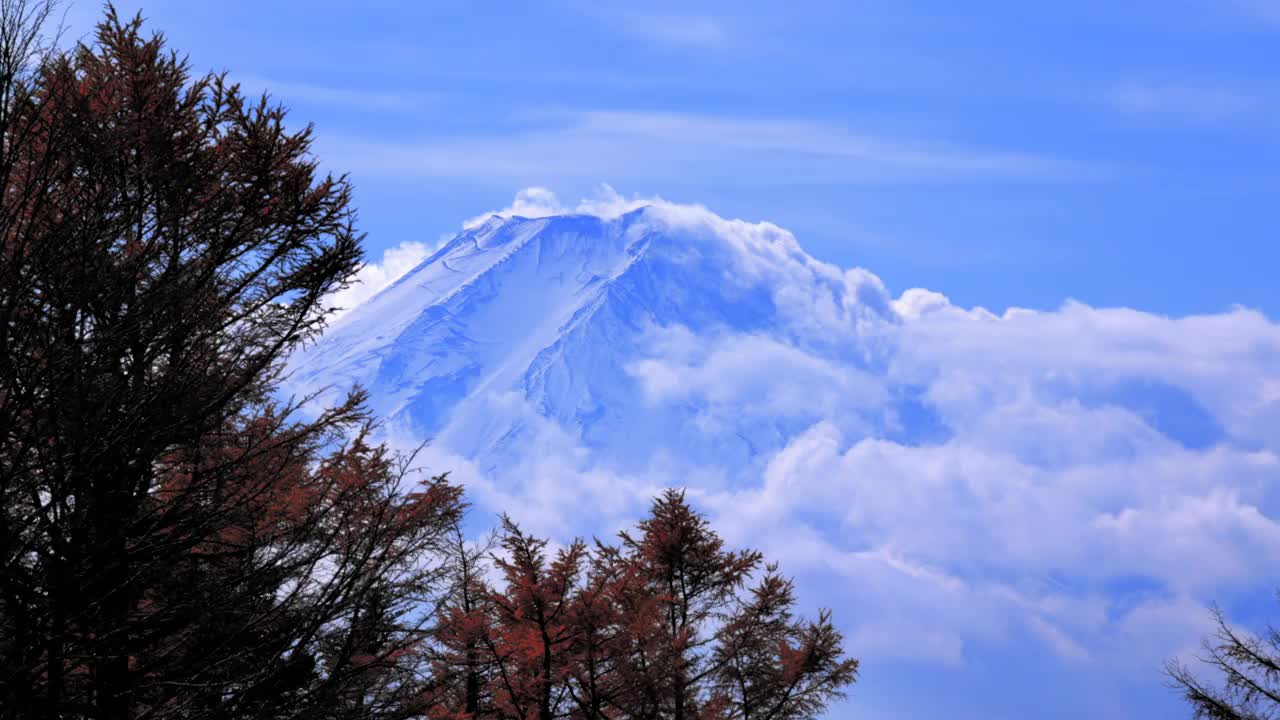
xmin=434 ymin=491 xmax=859 ymax=720
xmin=1167 ymin=603 xmax=1280 ymax=720
xmin=0 ymin=5 xmax=465 ymax=719
xmin=0 ymin=5 xmax=859 ymax=720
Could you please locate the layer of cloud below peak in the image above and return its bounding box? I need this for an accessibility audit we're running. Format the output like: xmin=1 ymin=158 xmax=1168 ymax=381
xmin=321 ymin=187 xmax=1280 ymax=681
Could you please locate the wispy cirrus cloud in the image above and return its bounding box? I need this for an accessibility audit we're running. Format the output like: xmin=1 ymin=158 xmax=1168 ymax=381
xmin=236 ymin=75 xmax=444 ymax=112
xmin=1231 ymin=0 xmax=1280 ymax=26
xmin=574 ymin=4 xmax=734 ymax=50
xmin=1105 ymin=79 xmax=1265 ymax=123
xmin=318 ymin=108 xmax=1088 ymax=185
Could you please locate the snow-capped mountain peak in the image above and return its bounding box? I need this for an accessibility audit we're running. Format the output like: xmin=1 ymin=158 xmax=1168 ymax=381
xmin=288 ymin=200 xmax=897 ymax=474
xmin=284 ymin=190 xmax=1280 ymax=693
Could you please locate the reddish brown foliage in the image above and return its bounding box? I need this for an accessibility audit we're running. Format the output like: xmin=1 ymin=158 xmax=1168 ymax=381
xmin=431 ymin=491 xmax=858 ymax=720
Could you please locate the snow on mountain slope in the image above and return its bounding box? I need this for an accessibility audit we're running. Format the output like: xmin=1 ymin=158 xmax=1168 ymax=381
xmin=286 ymin=189 xmax=1280 ymax=686
xmin=289 ymin=200 xmax=899 ymax=476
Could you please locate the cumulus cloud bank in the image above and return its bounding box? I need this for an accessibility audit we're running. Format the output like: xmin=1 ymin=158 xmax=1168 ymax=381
xmin=315 ymin=187 xmax=1280 ymax=683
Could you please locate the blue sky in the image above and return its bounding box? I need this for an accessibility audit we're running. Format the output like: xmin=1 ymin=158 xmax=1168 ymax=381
xmin=65 ymin=0 xmax=1280 ymax=318
xmin=64 ymin=3 xmax=1280 ymax=719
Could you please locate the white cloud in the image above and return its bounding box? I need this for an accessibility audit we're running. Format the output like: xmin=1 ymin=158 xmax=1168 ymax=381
xmin=461 ymin=184 xmax=654 ymax=229
xmin=886 ymin=299 xmax=1280 ymax=450
xmin=627 ymin=330 xmax=888 ymax=429
xmin=727 ymin=425 xmax=1279 ymax=588
xmin=891 ymin=287 xmax=953 ymax=319
xmin=387 ymin=392 xmax=664 ymax=541
xmin=430 ymin=288 xmax=1280 ymax=668
xmin=1094 ymin=488 xmax=1280 ymax=589
xmin=697 ymin=435 xmax=1256 ymax=668
xmin=668 ymin=284 xmax=1280 ymax=668
xmin=324 ymin=241 xmax=434 ymax=318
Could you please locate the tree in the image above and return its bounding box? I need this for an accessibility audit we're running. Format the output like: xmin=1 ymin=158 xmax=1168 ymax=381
xmin=485 ymin=519 xmax=585 ymax=720
xmin=0 ymin=6 xmax=465 ymax=719
xmin=434 ymin=491 xmax=858 ymax=720
xmin=0 ymin=6 xmax=859 ymax=720
xmin=431 ymin=526 xmax=500 ymax=720
xmin=1166 ymin=603 xmax=1280 ymax=720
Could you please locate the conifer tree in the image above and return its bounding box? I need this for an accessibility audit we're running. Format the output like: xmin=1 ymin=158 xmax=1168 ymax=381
xmin=434 ymin=491 xmax=858 ymax=720
xmin=0 ymin=5 xmax=464 ymax=718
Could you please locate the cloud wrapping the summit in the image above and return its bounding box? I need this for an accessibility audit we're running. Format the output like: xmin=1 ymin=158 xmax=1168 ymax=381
xmin=461 ymin=184 xmax=655 ymax=229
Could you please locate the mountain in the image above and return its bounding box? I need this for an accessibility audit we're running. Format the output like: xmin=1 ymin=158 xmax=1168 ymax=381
xmin=286 ymin=203 xmax=922 ymax=479
xmin=282 ymin=194 xmax=1280 ymax=706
